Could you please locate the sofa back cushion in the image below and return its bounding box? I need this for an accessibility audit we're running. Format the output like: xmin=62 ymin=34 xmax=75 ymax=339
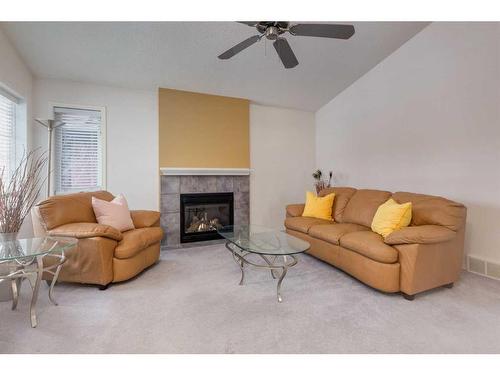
xmin=392 ymin=192 xmax=466 ymax=231
xmin=37 ymin=190 xmax=115 ymax=230
xmin=318 ymin=187 xmax=357 ymax=222
xmin=342 ymin=189 xmax=392 ymax=227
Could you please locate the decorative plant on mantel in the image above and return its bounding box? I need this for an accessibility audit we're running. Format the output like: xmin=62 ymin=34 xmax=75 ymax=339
xmin=312 ymin=169 xmax=333 ymax=194
xmin=0 ymin=149 xmax=47 ymax=240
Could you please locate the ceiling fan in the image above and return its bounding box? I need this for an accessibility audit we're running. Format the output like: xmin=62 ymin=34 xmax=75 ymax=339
xmin=218 ymin=22 xmax=355 ymax=69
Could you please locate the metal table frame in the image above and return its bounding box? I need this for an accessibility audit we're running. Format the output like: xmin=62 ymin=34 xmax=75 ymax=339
xmin=225 ymin=241 xmax=298 ymax=302
xmin=0 ymin=246 xmax=67 ymax=328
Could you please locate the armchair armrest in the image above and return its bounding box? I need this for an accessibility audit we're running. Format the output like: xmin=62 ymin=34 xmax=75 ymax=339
xmin=286 ymin=204 xmax=305 ymax=217
xmin=384 ymin=225 xmax=456 ymax=245
xmin=130 ymin=210 xmax=161 ymax=228
xmin=47 ymin=222 xmax=123 ymax=242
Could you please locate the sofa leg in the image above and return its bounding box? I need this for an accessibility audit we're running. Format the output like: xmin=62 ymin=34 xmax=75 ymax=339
xmin=402 ymin=292 xmax=415 ymax=301
xmin=98 ymin=284 xmax=110 ymax=291
xmin=443 ymin=282 xmax=454 ymax=289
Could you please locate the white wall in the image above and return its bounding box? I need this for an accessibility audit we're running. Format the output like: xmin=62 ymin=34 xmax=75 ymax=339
xmin=316 ymin=22 xmax=500 ymax=262
xmin=0 ymin=27 xmax=32 ymax=125
xmin=250 ymin=104 xmax=315 ymax=229
xmin=33 ymin=78 xmax=159 ymax=210
xmin=0 ymin=26 xmax=34 ymax=238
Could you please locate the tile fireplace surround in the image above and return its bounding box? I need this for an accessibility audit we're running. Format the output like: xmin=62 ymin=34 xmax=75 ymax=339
xmin=160 ymin=169 xmax=250 ymax=248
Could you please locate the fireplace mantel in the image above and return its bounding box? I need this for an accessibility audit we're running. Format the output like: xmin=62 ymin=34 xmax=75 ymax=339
xmin=160 ymin=167 xmax=251 ymax=176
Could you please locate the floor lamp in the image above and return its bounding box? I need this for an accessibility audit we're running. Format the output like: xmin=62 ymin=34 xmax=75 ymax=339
xmin=35 ymin=119 xmax=65 ymax=197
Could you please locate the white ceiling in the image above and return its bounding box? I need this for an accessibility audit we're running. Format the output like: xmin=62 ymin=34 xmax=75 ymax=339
xmin=2 ymin=22 xmax=428 ymax=111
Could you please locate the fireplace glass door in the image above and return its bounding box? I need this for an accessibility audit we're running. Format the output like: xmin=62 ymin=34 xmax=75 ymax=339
xmin=180 ymin=193 xmax=234 ymax=243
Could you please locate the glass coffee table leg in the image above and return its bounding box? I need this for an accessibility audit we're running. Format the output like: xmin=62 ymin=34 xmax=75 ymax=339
xmin=277 ymin=264 xmax=288 ymax=303
xmin=238 ymin=259 xmax=245 ymax=285
xmin=276 ymin=255 xmax=297 ymax=303
xmin=29 ymin=256 xmax=43 ymax=328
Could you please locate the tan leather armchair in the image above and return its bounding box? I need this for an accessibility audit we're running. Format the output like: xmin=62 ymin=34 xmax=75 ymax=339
xmin=31 ymin=191 xmax=163 ymax=289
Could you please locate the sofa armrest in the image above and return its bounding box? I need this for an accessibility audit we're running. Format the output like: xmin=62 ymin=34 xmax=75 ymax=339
xmin=130 ymin=210 xmax=161 ymax=228
xmin=48 ymin=222 xmax=123 ymax=241
xmin=286 ymin=204 xmax=305 ymax=218
xmin=384 ymin=225 xmax=455 ymax=245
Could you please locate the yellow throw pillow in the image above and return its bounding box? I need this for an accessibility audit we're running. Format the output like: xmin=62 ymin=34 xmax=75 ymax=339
xmin=302 ymin=191 xmax=335 ymax=221
xmin=371 ymin=198 xmax=412 ymax=238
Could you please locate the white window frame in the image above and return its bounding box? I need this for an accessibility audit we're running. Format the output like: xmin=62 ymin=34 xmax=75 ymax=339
xmin=49 ymin=102 xmax=107 ymax=195
xmin=0 ymin=84 xmax=23 ymax=180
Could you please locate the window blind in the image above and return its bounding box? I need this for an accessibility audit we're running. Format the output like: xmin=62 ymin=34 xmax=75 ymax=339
xmin=54 ymin=106 xmax=103 ymax=194
xmin=0 ymin=93 xmax=16 ymax=181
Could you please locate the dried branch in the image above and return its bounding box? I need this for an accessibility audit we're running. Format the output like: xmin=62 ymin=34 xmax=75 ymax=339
xmin=0 ymin=149 xmax=48 ymax=234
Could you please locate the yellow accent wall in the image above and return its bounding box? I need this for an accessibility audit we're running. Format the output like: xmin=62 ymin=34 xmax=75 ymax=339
xmin=159 ymin=88 xmax=250 ymax=168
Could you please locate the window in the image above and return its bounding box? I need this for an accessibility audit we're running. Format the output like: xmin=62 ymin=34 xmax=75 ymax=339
xmin=0 ymin=89 xmax=17 ymax=181
xmin=53 ymin=105 xmax=106 ymax=194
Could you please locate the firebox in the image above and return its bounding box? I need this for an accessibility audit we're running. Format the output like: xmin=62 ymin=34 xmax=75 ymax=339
xmin=179 ymin=192 xmax=234 ymax=243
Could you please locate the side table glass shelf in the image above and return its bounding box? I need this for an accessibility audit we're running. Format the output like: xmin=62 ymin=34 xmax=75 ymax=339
xmin=0 ymin=237 xmax=77 ymax=327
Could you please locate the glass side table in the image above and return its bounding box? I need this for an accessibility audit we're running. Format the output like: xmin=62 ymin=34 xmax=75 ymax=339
xmin=0 ymin=237 xmax=77 ymax=327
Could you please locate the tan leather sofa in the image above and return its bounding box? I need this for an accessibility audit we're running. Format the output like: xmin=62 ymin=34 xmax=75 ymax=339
xmin=31 ymin=191 xmax=163 ymax=289
xmin=285 ymin=187 xmax=466 ymax=300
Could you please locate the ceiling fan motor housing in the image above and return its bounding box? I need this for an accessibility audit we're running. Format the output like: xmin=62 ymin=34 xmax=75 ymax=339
xmin=265 ymin=26 xmax=280 ymax=40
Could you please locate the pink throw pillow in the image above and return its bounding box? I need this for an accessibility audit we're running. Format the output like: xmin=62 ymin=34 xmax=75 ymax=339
xmin=92 ymin=194 xmax=135 ymax=232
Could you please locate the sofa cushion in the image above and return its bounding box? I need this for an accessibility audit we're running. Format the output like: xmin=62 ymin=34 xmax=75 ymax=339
xmin=342 ymin=189 xmax=392 ymax=227
xmin=392 ymin=192 xmax=466 ymax=231
xmin=114 ymin=227 xmax=164 ymax=259
xmin=284 ymin=216 xmax=332 ymax=234
xmin=340 ymin=231 xmax=398 ymax=264
xmin=318 ymin=187 xmax=357 ymax=222
xmin=309 ymin=223 xmax=369 ymax=245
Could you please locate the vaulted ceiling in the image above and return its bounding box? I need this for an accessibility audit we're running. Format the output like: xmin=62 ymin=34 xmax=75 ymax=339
xmin=2 ymin=22 xmax=428 ymax=111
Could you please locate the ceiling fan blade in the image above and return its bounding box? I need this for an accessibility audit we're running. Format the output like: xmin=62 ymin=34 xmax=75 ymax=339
xmin=218 ymin=35 xmax=261 ymax=60
xmin=237 ymin=21 xmax=258 ymax=26
xmin=273 ymin=38 xmax=299 ymax=69
xmin=289 ymin=23 xmax=355 ymax=39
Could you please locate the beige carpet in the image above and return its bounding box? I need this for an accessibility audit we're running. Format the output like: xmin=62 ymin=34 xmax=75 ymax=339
xmin=1 ymin=244 xmax=500 ymax=354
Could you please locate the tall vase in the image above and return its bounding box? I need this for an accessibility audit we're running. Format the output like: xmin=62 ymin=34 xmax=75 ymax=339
xmin=0 ymin=232 xmax=19 ymax=241
xmin=0 ymin=231 xmax=19 ymax=302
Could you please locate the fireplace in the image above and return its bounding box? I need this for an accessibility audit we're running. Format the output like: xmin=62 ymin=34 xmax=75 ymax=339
xmin=180 ymin=192 xmax=234 ymax=243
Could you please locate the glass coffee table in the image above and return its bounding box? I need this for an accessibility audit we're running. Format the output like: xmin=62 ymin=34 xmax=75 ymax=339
xmin=218 ymin=225 xmax=310 ymax=302
xmin=0 ymin=237 xmax=77 ymax=327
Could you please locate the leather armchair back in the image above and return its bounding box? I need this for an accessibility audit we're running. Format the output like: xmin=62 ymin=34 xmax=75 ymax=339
xmin=35 ymin=191 xmax=114 ymax=230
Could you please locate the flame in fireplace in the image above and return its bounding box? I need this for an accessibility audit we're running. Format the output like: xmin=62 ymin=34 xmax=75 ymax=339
xmin=186 ymin=211 xmax=223 ymax=233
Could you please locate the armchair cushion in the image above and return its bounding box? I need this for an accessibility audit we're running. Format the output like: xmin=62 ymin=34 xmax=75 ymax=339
xmin=48 ymin=222 xmax=123 ymax=242
xmin=384 ymin=225 xmax=456 ymax=245
xmin=114 ymin=227 xmax=164 ymax=259
xmin=130 ymin=210 xmax=161 ymax=228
